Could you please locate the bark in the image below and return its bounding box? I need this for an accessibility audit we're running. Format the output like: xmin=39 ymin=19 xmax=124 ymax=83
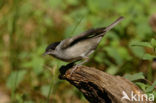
xmin=59 ymin=63 xmax=153 ymax=103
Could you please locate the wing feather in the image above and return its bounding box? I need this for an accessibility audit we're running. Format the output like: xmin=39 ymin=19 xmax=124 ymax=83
xmin=61 ymin=16 xmax=124 ymax=49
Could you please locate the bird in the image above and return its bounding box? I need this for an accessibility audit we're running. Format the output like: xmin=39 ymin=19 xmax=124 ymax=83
xmin=43 ymin=16 xmax=124 ymax=75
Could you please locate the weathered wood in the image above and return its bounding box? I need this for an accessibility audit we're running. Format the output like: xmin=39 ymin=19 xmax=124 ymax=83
xmin=59 ymin=63 xmax=153 ymax=103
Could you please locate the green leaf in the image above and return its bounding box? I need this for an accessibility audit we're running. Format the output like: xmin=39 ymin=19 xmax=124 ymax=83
xmin=129 ymin=41 xmax=152 ymax=48
xmin=124 ymin=72 xmax=145 ymax=81
xmin=142 ymin=54 xmax=155 ymax=60
xmin=135 ymin=82 xmax=148 ymax=91
xmin=87 ymin=0 xmax=99 ymax=13
xmin=118 ymin=47 xmax=132 ymax=61
xmin=94 ymin=52 xmax=105 ymax=63
xmin=130 ymin=46 xmax=145 ymax=58
xmin=151 ymin=38 xmax=156 ymax=48
xmin=106 ymin=66 xmax=118 ymax=75
xmin=32 ymin=57 xmax=44 ymax=75
xmin=136 ymin=21 xmax=152 ymax=39
xmin=7 ymin=70 xmax=26 ymax=89
xmin=22 ymin=54 xmax=44 ymax=75
xmin=146 ymin=81 xmax=156 ymax=92
xmin=105 ymin=47 xmax=123 ymax=65
xmin=41 ymin=85 xmax=50 ymax=97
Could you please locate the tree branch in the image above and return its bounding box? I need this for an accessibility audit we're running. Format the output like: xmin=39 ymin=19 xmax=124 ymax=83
xmin=59 ymin=63 xmax=153 ymax=103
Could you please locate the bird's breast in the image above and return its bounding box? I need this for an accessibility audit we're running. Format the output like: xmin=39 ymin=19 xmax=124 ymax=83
xmin=53 ymin=37 xmax=101 ymax=62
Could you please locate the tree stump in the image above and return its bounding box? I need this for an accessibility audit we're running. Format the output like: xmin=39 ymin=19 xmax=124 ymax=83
xmin=59 ymin=63 xmax=153 ymax=103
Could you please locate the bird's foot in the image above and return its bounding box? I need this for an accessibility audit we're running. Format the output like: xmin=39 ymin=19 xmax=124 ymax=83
xmin=70 ymin=64 xmax=81 ymax=76
xmin=69 ymin=57 xmax=89 ymax=76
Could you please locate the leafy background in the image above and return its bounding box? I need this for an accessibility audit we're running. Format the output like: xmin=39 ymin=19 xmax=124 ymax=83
xmin=0 ymin=0 xmax=156 ymax=103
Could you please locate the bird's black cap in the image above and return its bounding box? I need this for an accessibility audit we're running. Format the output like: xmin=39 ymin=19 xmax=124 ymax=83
xmin=46 ymin=41 xmax=60 ymax=52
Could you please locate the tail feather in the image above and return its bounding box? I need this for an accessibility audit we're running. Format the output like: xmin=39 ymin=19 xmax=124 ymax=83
xmin=95 ymin=16 xmax=124 ymax=37
xmin=104 ymin=16 xmax=124 ymax=32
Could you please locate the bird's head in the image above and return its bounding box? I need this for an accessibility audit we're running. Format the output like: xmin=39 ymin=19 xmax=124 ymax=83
xmin=43 ymin=41 xmax=60 ymax=56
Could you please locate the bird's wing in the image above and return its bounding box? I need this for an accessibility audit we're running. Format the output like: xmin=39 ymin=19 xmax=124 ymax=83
xmin=61 ymin=28 xmax=105 ymax=49
xmin=61 ymin=16 xmax=124 ymax=49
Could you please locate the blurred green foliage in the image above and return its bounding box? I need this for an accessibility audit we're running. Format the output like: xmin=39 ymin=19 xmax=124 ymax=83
xmin=0 ymin=0 xmax=156 ymax=103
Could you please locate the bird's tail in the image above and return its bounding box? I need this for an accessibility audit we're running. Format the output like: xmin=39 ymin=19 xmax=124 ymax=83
xmin=94 ymin=16 xmax=124 ymax=37
xmin=104 ymin=16 xmax=124 ymax=32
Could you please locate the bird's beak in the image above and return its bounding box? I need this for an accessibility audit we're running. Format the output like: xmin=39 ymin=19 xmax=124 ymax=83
xmin=42 ymin=52 xmax=50 ymax=56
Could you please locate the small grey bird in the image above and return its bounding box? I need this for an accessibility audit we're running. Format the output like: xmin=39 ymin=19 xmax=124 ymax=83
xmin=44 ymin=16 xmax=124 ymax=74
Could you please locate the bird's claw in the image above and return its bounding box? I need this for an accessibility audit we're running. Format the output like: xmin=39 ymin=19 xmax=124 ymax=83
xmin=70 ymin=64 xmax=81 ymax=76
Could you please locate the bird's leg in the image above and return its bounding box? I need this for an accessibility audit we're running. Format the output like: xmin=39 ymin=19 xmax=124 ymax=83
xmin=70 ymin=57 xmax=89 ymax=76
